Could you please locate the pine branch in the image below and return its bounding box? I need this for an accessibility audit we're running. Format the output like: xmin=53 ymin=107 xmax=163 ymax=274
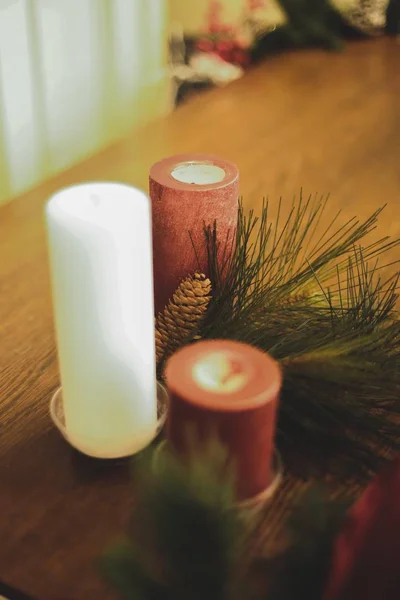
xmin=102 ymin=457 xmax=352 ymax=600
xmin=155 ymin=194 xmax=400 ymax=480
xmin=198 ymin=195 xmax=400 ymax=480
xmin=102 ymin=441 xmax=251 ymax=600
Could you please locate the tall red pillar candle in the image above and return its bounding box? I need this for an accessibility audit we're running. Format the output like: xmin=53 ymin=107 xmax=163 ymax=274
xmin=149 ymin=154 xmax=239 ymax=314
xmin=165 ymin=340 xmax=282 ymax=501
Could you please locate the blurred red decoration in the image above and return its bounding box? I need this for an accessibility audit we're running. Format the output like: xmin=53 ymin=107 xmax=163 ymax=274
xmin=232 ymin=48 xmax=250 ymax=67
xmin=324 ymin=455 xmax=400 ymax=600
xmin=215 ymin=39 xmax=234 ymax=53
xmin=194 ymin=0 xmax=254 ymax=69
xmin=247 ymin=0 xmax=266 ymax=10
xmin=207 ymin=0 xmax=223 ymax=31
xmin=220 ymin=23 xmax=234 ymax=34
xmin=209 ymin=22 xmax=221 ymax=34
xmin=196 ymin=38 xmax=214 ymax=52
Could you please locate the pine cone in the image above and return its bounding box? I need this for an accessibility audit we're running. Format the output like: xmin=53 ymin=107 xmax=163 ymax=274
xmin=155 ymin=273 xmax=212 ymax=371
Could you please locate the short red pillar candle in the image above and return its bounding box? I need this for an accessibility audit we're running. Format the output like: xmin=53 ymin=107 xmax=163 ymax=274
xmin=165 ymin=340 xmax=282 ymax=501
xmin=149 ymin=154 xmax=239 ymax=314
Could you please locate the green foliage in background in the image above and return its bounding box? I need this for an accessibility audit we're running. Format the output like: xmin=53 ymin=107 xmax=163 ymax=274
xmin=386 ymin=0 xmax=400 ymax=33
xmin=252 ymin=0 xmax=399 ymax=59
xmin=276 ymin=0 xmax=346 ymax=50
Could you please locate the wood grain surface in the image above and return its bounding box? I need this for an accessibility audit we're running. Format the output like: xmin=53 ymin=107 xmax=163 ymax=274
xmin=0 ymin=38 xmax=399 ymax=600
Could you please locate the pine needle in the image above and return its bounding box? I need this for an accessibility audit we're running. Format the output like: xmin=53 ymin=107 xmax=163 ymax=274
xmin=102 ymin=442 xmax=250 ymax=600
xmin=196 ymin=195 xmax=400 ymax=481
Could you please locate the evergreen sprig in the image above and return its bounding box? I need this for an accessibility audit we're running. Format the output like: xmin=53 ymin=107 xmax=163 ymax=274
xmin=194 ymin=194 xmax=400 ymax=480
xmin=102 ymin=440 xmax=250 ymax=600
xmin=102 ymin=445 xmax=350 ymax=600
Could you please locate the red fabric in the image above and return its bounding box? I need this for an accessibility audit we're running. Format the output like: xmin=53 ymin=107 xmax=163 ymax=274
xmin=324 ymin=456 xmax=400 ymax=600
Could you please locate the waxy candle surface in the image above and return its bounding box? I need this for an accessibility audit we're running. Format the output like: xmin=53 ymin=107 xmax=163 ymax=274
xmin=166 ymin=340 xmax=282 ymax=500
xmin=150 ymin=154 xmax=239 ymax=314
xmin=46 ymin=183 xmax=157 ymax=458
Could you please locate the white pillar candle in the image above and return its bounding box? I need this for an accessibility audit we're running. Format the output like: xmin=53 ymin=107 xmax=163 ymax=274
xmin=45 ymin=182 xmax=157 ymax=458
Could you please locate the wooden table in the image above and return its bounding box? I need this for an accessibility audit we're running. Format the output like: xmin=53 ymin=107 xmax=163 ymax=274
xmin=0 ymin=38 xmax=399 ymax=600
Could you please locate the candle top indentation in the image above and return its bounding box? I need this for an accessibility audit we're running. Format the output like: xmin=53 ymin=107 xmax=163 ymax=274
xmin=192 ymin=352 xmax=248 ymax=394
xmin=46 ymin=182 xmax=150 ymax=228
xmin=150 ymin=154 xmax=238 ymax=192
xmin=171 ymin=162 xmax=226 ymax=185
xmin=166 ymin=340 xmax=282 ymax=412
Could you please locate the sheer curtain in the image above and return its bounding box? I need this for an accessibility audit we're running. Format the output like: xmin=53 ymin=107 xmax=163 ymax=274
xmin=0 ymin=0 xmax=170 ymax=204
